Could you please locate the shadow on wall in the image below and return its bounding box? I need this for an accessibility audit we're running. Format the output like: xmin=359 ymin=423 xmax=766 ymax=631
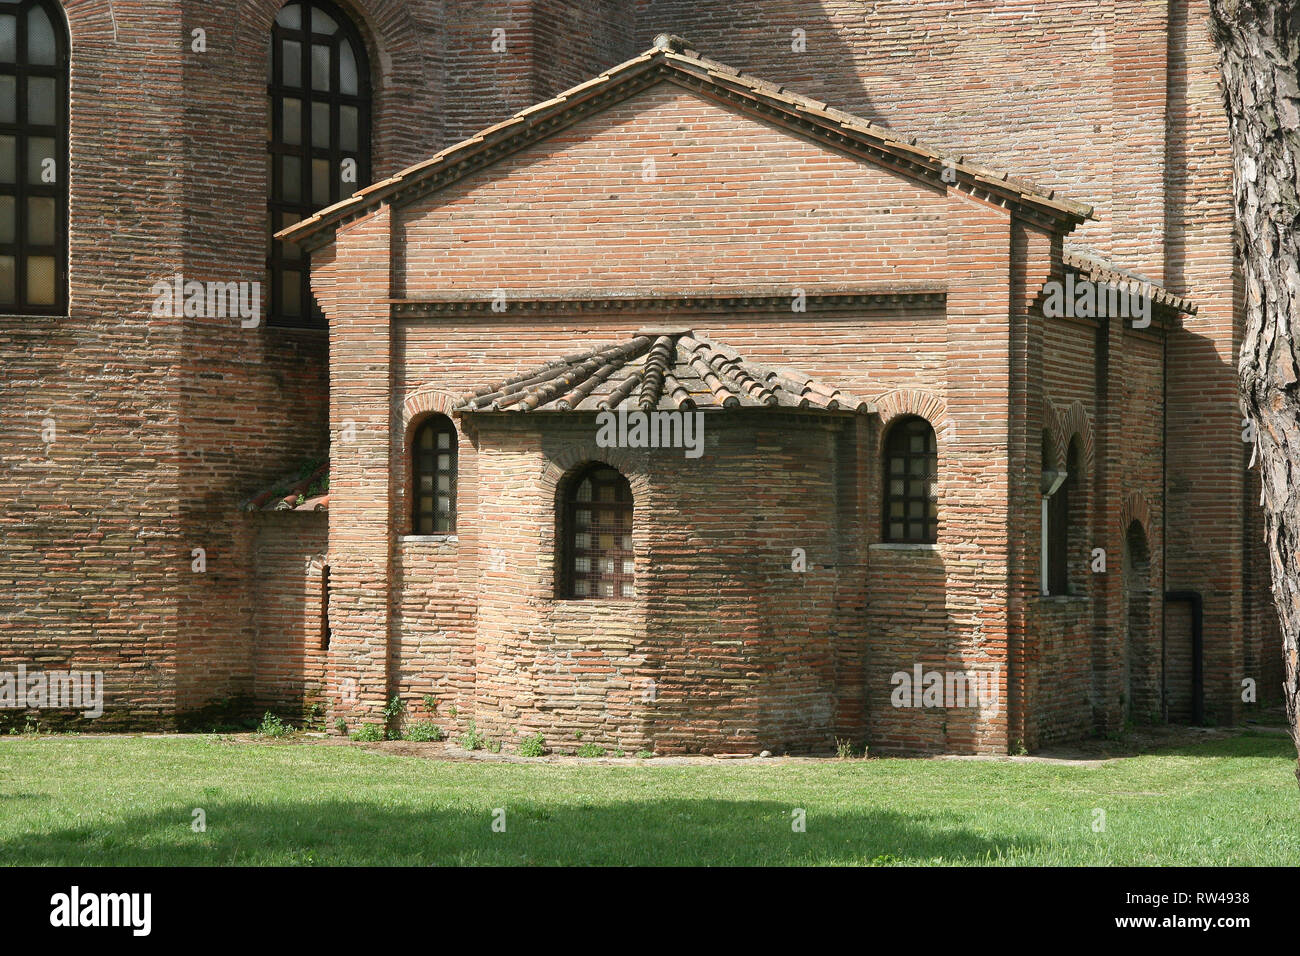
xmin=635 ymin=0 xmax=879 ymax=122
xmin=1166 ymin=327 xmax=1280 ymax=724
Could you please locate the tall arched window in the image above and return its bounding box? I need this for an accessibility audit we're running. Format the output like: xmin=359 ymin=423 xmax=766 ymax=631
xmin=883 ymin=416 xmax=938 ymax=544
xmin=412 ymin=415 xmax=456 ymax=534
xmin=268 ymin=0 xmax=371 ymax=327
xmin=561 ymin=464 xmax=634 ymax=600
xmin=0 ymin=0 xmax=67 ymax=313
xmin=1043 ymin=436 xmax=1078 ymax=595
xmin=1040 ymin=442 xmax=1081 ymax=598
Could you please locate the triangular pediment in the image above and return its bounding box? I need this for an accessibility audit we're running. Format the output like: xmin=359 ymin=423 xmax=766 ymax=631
xmin=281 ymin=35 xmax=1090 ymax=250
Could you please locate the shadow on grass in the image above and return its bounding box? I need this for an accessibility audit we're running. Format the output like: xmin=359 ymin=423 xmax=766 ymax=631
xmin=1031 ymin=728 xmax=1298 ymax=762
xmin=1123 ymin=732 xmax=1297 ymax=760
xmin=0 ymin=798 xmax=1033 ymax=866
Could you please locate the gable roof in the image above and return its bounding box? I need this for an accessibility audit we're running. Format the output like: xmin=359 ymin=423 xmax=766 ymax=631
xmin=456 ymin=331 xmax=874 ymax=416
xmin=280 ymin=34 xmax=1093 ymax=249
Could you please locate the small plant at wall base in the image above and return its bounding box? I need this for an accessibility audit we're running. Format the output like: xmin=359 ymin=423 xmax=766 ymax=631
xmin=333 ymin=717 xmax=347 ymax=735
xmin=256 ymin=712 xmax=294 ymax=739
xmin=382 ymin=696 xmax=405 ymax=740
xmin=404 ymin=722 xmax=443 ymax=743
xmin=458 ymin=719 xmax=486 ymax=751
xmin=350 ymin=723 xmax=384 ymax=743
xmin=576 ymin=743 xmax=606 ymax=758
xmin=518 ymin=733 xmax=546 ymax=757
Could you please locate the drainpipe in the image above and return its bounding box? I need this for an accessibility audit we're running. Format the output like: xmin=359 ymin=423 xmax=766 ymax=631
xmin=1161 ymin=323 xmax=1168 ymax=719
xmin=1164 ymin=590 xmax=1204 ymax=725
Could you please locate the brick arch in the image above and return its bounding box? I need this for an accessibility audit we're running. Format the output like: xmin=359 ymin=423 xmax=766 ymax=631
xmin=401 ymin=385 xmax=458 ymax=428
xmin=538 ymin=447 xmax=651 ymax=598
xmin=62 ymin=1 xmax=118 ymax=44
xmin=237 ymin=0 xmax=426 ymax=87
xmin=1045 ymin=398 xmax=1096 ymax=475
xmin=540 ymin=446 xmax=651 ymax=504
xmin=237 ymin=0 xmax=432 ymax=177
xmin=871 ymin=389 xmax=951 ymax=445
xmin=1120 ymin=492 xmax=1153 ymax=540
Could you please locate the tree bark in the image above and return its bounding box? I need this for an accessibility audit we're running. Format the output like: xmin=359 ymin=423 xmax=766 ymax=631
xmin=1209 ymin=0 xmax=1300 ymax=781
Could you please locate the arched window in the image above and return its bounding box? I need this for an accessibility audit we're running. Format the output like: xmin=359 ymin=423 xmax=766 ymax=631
xmin=0 ymin=0 xmax=67 ymax=313
xmin=268 ymin=0 xmax=371 ymax=327
xmin=883 ymin=416 xmax=938 ymax=544
xmin=412 ymin=415 xmax=456 ymax=534
xmin=1043 ymin=437 xmax=1078 ymax=595
xmin=561 ymin=464 xmax=634 ymax=600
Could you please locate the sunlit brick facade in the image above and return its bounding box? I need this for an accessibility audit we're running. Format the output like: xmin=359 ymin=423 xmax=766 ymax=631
xmin=0 ymin=1 xmax=1276 ymax=754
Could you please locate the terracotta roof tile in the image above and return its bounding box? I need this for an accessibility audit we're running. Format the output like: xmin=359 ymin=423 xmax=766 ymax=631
xmin=1063 ymin=249 xmax=1197 ymax=315
xmin=456 ymin=332 xmax=875 ymax=415
xmin=243 ymin=462 xmax=330 ymax=513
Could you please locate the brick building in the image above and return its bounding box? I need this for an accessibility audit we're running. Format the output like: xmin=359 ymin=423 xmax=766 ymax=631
xmin=0 ymin=0 xmax=1277 ymax=754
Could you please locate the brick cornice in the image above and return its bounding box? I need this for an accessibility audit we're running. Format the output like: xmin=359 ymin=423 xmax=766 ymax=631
xmin=390 ymin=289 xmax=945 ymax=319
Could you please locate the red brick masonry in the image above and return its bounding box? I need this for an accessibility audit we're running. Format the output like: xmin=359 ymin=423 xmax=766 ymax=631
xmin=0 ymin=3 xmax=1276 ymax=753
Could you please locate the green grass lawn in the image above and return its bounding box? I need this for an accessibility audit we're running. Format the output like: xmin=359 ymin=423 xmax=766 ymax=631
xmin=1 ymin=732 xmax=1297 ymax=865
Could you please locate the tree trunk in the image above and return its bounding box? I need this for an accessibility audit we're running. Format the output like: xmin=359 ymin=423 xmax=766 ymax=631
xmin=1209 ymin=0 xmax=1300 ymax=782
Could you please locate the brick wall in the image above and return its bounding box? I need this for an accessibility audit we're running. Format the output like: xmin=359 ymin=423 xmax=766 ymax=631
xmin=251 ymin=512 xmax=328 ymax=717
xmin=0 ymin=0 xmax=1261 ymax=745
xmin=461 ymin=413 xmax=861 ymax=755
xmin=395 ymin=84 xmax=946 ymax=297
xmin=314 ymin=74 xmax=1138 ymax=754
xmin=0 ymin=1 xmax=186 ymax=729
xmin=174 ymin=0 xmax=454 ymax=721
xmin=629 ymin=0 xmax=1262 ymax=727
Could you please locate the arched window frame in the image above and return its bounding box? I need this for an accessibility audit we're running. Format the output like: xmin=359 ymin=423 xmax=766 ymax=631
xmin=267 ymin=0 xmax=371 ymax=328
xmin=0 ymin=0 xmax=68 ymax=314
xmin=1043 ymin=436 xmax=1080 ymax=596
xmin=558 ymin=463 xmax=635 ymax=601
xmin=882 ymin=416 xmax=938 ymax=544
xmin=410 ymin=414 xmax=457 ymax=535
